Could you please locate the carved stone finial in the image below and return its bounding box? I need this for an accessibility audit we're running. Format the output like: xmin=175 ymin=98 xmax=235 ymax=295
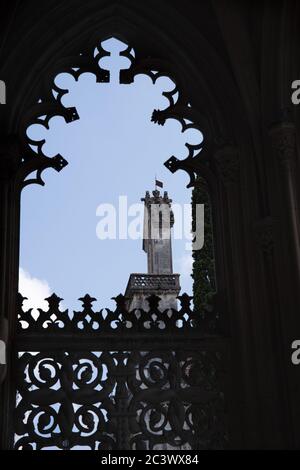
xmin=79 ymin=294 xmax=96 ymax=308
xmin=177 ymin=293 xmax=193 ymax=309
xmin=112 ymin=294 xmax=128 ymax=310
xmin=45 ymin=293 xmax=63 ymax=309
xmin=146 ymin=294 xmax=161 ymax=310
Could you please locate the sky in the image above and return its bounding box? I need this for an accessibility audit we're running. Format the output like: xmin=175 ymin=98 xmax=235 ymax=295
xmin=19 ymin=38 xmax=202 ymax=313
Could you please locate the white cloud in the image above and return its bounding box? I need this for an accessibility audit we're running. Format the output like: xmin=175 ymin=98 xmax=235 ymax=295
xmin=19 ymin=268 xmax=51 ymax=314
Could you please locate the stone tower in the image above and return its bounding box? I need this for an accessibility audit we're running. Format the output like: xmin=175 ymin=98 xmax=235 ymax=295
xmin=125 ymin=189 xmax=180 ymax=311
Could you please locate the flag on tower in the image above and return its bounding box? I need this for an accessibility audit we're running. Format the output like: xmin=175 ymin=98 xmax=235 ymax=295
xmin=155 ymin=179 xmax=163 ymax=188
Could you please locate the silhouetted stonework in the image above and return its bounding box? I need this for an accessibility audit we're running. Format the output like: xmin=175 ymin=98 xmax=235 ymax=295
xmin=15 ymin=292 xmax=226 ymax=450
xmin=0 ymin=0 xmax=299 ymax=450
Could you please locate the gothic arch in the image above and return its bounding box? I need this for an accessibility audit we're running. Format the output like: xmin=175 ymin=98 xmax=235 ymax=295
xmin=0 ymin=1 xmax=255 ymax=450
xmin=1 ymin=0 xmax=298 ymax=450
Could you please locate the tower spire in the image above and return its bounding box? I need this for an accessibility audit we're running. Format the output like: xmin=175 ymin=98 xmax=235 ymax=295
xmin=125 ymin=186 xmax=180 ymax=311
xmin=142 ymin=187 xmax=174 ymax=275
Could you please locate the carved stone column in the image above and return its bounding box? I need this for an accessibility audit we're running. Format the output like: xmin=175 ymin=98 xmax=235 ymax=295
xmin=269 ymin=122 xmax=300 ymax=284
xmin=0 ymin=135 xmax=22 ymax=449
xmin=213 ymin=145 xmax=239 ymax=187
xmin=253 ymin=216 xmax=275 ymax=255
xmin=0 ymin=136 xmax=22 ymax=361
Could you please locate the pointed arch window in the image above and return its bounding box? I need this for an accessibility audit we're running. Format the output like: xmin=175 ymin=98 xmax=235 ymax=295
xmin=12 ymin=35 xmax=227 ymax=451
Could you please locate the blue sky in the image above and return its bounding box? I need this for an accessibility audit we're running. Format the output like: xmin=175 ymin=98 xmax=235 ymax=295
xmin=19 ymin=38 xmax=202 ymax=312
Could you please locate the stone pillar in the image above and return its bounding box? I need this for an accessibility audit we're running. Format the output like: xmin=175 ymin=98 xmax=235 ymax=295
xmin=0 ymin=136 xmax=22 ymax=449
xmin=270 ymin=122 xmax=300 ymax=285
